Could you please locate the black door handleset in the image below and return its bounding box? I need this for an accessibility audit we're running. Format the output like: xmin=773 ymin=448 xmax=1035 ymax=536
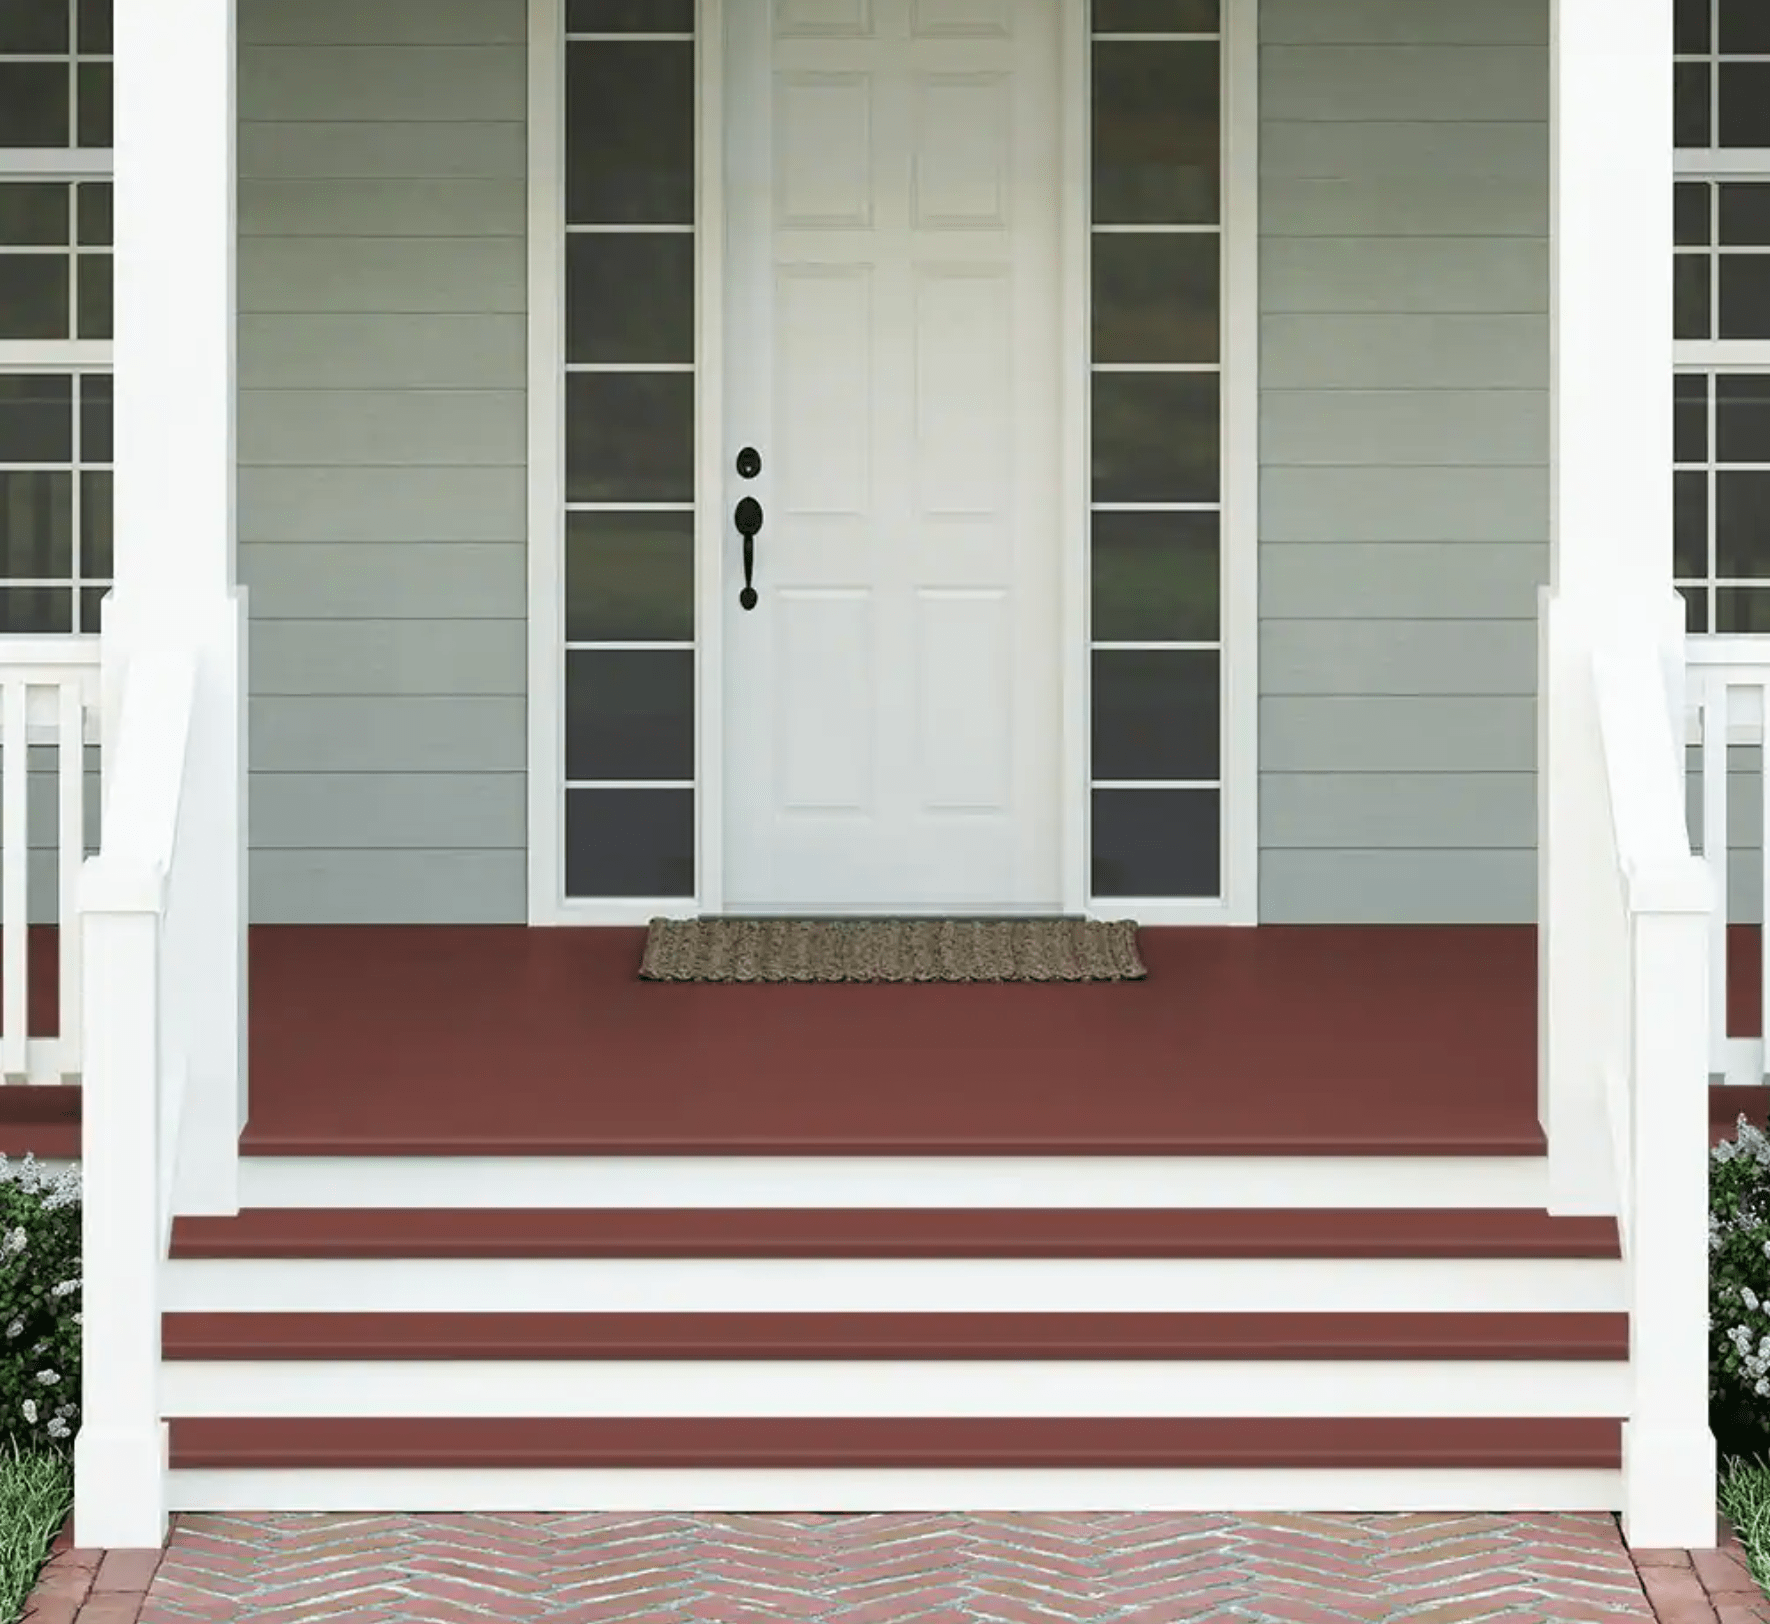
xmin=734 ymin=447 xmax=762 ymax=610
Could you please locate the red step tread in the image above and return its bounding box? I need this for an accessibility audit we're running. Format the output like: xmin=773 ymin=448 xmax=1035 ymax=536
xmin=159 ymin=1310 xmax=1628 ymax=1361
xmin=167 ymin=1415 xmax=1623 ymax=1470
xmin=167 ymin=1206 xmax=1621 ymax=1260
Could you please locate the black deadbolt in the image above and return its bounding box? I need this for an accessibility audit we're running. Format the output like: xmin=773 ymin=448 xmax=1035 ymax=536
xmin=736 ymin=446 xmax=761 ymax=479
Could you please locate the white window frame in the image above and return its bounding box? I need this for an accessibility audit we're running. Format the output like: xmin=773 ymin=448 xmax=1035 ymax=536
xmin=525 ymin=0 xmax=1260 ymax=926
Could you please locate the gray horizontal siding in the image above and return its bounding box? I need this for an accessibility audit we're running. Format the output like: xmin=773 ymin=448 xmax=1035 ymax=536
xmin=238 ymin=0 xmax=527 ymax=924
xmin=1259 ymin=0 xmax=1549 ymax=925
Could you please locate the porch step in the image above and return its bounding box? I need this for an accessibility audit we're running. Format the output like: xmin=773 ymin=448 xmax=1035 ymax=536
xmin=166 ymin=1416 xmax=1623 ymax=1471
xmin=167 ymin=1205 xmax=1621 ymax=1259
xmin=159 ymin=1309 xmax=1628 ymax=1362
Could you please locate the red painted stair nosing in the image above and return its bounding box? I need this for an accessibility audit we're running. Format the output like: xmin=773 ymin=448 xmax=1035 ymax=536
xmin=158 ymin=1310 xmax=1629 ymax=1362
xmin=166 ymin=1415 xmax=1624 ymax=1471
xmin=167 ymin=1206 xmax=1621 ymax=1260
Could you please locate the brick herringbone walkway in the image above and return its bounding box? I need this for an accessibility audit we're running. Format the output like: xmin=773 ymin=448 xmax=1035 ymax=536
xmin=104 ymin=1510 xmax=1667 ymax=1623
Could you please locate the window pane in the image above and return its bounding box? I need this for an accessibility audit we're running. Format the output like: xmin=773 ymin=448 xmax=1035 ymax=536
xmin=0 ymin=183 xmax=68 ymax=247
xmin=76 ymin=0 xmax=111 ymax=54
xmin=1716 ymin=471 xmax=1770 ymax=577
xmin=565 ymin=510 xmax=694 ymax=642
xmin=1720 ymin=0 xmax=1770 ymax=53
xmin=1677 ymin=0 xmax=1712 ymax=53
xmin=1675 ymin=470 xmax=1709 ymax=579
xmin=1091 ymin=788 xmax=1218 ymax=899
xmin=0 ymin=257 xmax=67 ymax=340
xmin=0 ymin=0 xmax=66 ymax=53
xmin=1676 ymin=182 xmax=1711 ymax=247
xmin=1093 ymin=0 xmax=1217 ymax=30
xmin=75 ymin=61 xmax=110 ymax=147
xmin=1717 ymin=376 xmax=1770 ymax=463
xmin=75 ymin=252 xmax=108 ymax=339
xmin=0 ymin=473 xmax=72 ymax=577
xmin=566 ymin=43 xmax=693 ymax=225
xmin=565 ymin=648 xmax=694 ymax=780
xmin=79 ymin=374 xmax=110 ymax=463
xmin=1720 ymin=63 xmax=1770 ymax=148
xmin=565 ymin=372 xmax=693 ymax=503
xmin=80 ymin=470 xmax=108 ymax=576
xmin=1676 ymin=374 xmax=1709 ymax=463
xmin=566 ymin=233 xmax=693 ymax=364
xmin=0 ymin=64 xmax=68 ymax=148
xmin=1091 ymin=511 xmax=1218 ymax=643
xmin=1720 ymin=184 xmax=1770 ymax=246
xmin=1092 ymin=42 xmax=1218 ymax=225
xmin=1676 ymin=253 xmax=1712 ymax=340
xmin=78 ymin=585 xmax=104 ymax=630
xmin=1092 ymin=372 xmax=1218 ymax=504
xmin=566 ymin=0 xmax=694 ymax=27
xmin=75 ymin=182 xmax=109 ymax=247
xmin=1720 ymin=257 xmax=1770 ymax=339
xmin=1091 ymin=648 xmax=1218 ymax=781
xmin=1681 ymin=585 xmax=1711 ymax=633
xmin=0 ymin=588 xmax=71 ymax=633
xmin=566 ymin=788 xmax=694 ymax=897
xmin=1091 ymin=232 xmax=1218 ymax=364
xmin=1719 ymin=588 xmax=1770 ymax=631
xmin=0 ymin=376 xmax=72 ymax=463
xmin=1676 ymin=61 xmax=1711 ymax=149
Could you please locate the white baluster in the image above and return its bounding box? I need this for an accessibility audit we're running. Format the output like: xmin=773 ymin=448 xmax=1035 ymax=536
xmin=57 ymin=679 xmax=85 ymax=1080
xmin=1701 ymin=674 xmax=1733 ymax=1079
xmin=1 ymin=680 xmax=27 ymax=1083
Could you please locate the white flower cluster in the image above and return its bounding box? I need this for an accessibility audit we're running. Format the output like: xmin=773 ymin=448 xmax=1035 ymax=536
xmin=0 ymin=1152 xmax=80 ymax=1209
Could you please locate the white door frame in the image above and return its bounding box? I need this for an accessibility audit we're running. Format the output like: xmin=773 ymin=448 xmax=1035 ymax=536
xmin=527 ymin=0 xmax=1259 ymax=927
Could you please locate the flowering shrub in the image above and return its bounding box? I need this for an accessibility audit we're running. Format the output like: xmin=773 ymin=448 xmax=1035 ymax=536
xmin=0 ymin=1155 xmax=79 ymax=1454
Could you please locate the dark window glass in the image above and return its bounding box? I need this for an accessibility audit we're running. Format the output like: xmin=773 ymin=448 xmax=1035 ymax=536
xmin=76 ymin=0 xmax=111 ymax=54
xmin=0 ymin=184 xmax=68 ymax=247
xmin=0 ymin=375 xmax=72 ymax=463
xmin=0 ymin=0 xmax=65 ymax=52
xmin=80 ymin=470 xmax=109 ymax=576
xmin=1720 ymin=256 xmax=1770 ymax=339
xmin=1677 ymin=0 xmax=1712 ymax=53
xmin=565 ymin=648 xmax=694 ymax=781
xmin=1091 ymin=788 xmax=1218 ymax=898
xmin=80 ymin=375 xmax=110 ymax=463
xmin=1719 ymin=588 xmax=1770 ymax=631
xmin=1677 ymin=61 xmax=1712 ymax=149
xmin=566 ymin=372 xmax=693 ymax=503
xmin=1092 ymin=372 xmax=1218 ymax=503
xmin=566 ymin=43 xmax=693 ymax=226
xmin=1092 ymin=511 xmax=1218 ymax=643
xmin=1676 ymin=182 xmax=1711 ymax=247
xmin=79 ymin=584 xmax=105 ymax=631
xmin=1092 ymin=648 xmax=1218 ymax=781
xmin=1092 ymin=42 xmax=1218 ymax=225
xmin=1681 ymin=586 xmax=1711 ymax=634
xmin=566 ymin=788 xmax=694 ymax=897
xmin=75 ymin=252 xmax=108 ymax=339
xmin=1091 ymin=232 xmax=1218 ymax=364
xmin=1718 ymin=376 xmax=1770 ymax=463
xmin=1721 ymin=184 xmax=1770 ymax=246
xmin=0 ymin=473 xmax=72 ymax=577
xmin=1676 ymin=254 xmax=1712 ymax=340
xmin=1676 ymin=471 xmax=1709 ymax=579
xmin=0 ymin=587 xmax=71 ymax=633
xmin=566 ymin=510 xmax=694 ymax=642
xmin=0 ymin=64 xmax=68 ymax=148
xmin=0 ymin=258 xmax=68 ymax=340
xmin=1716 ymin=471 xmax=1770 ymax=577
xmin=566 ymin=233 xmax=694 ymax=364
xmin=75 ymin=182 xmax=109 ymax=247
xmin=1092 ymin=0 xmax=1217 ymax=30
xmin=1676 ymin=374 xmax=1709 ymax=463
xmin=566 ymin=0 xmax=694 ymax=27
xmin=1720 ymin=63 xmax=1770 ymax=148
xmin=75 ymin=62 xmax=109 ymax=147
xmin=1720 ymin=0 xmax=1770 ymax=53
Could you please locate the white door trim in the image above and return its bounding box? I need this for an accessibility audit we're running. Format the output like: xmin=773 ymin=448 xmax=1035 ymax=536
xmin=527 ymin=0 xmax=1261 ymax=926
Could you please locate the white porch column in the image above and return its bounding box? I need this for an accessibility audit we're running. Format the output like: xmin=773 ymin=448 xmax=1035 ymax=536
xmin=105 ymin=0 xmax=246 ymax=1216
xmin=1540 ymin=0 xmax=1678 ymax=1215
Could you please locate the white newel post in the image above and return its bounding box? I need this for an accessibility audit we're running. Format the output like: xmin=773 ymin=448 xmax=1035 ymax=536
xmin=106 ymin=0 xmax=246 ymax=1213
xmin=1541 ymin=0 xmax=1677 ymax=1214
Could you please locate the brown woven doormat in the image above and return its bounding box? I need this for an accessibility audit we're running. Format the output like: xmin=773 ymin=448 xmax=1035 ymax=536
xmin=638 ymin=917 xmax=1147 ymax=983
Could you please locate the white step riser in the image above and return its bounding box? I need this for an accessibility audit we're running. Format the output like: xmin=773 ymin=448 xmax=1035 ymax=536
xmin=238 ymin=1156 xmax=1551 ymax=1211
xmin=165 ymin=1465 xmax=1626 ymax=1514
xmin=161 ymin=1255 xmax=1627 ymax=1315
xmin=159 ymin=1360 xmax=1631 ymax=1419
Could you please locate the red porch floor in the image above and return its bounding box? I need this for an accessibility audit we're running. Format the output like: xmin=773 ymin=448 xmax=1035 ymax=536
xmin=6 ymin=922 xmax=1766 ymax=1161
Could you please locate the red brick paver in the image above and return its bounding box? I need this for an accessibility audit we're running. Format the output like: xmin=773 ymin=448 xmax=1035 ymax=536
xmin=1628 ymin=1520 xmax=1770 ymax=1624
xmin=21 ymin=1521 xmax=166 ymax=1624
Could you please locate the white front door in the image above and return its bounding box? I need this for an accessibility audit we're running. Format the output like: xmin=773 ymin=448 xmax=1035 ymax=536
xmin=721 ymin=0 xmax=1062 ymax=914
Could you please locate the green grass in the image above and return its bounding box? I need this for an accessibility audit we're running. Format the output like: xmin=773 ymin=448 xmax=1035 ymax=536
xmin=1721 ymin=1454 xmax=1770 ymax=1597
xmin=0 ymin=1439 xmax=71 ymax=1624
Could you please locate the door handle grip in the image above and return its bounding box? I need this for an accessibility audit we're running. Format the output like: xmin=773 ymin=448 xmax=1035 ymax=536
xmin=735 ymin=496 xmax=763 ymax=611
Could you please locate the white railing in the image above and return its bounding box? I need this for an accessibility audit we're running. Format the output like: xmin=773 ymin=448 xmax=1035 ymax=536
xmin=0 ymin=638 xmax=101 ymax=1084
xmin=1687 ymin=638 xmax=1770 ymax=1086
xmin=73 ymin=641 xmax=198 ymax=1540
xmin=1589 ymin=626 xmax=1715 ymax=1546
